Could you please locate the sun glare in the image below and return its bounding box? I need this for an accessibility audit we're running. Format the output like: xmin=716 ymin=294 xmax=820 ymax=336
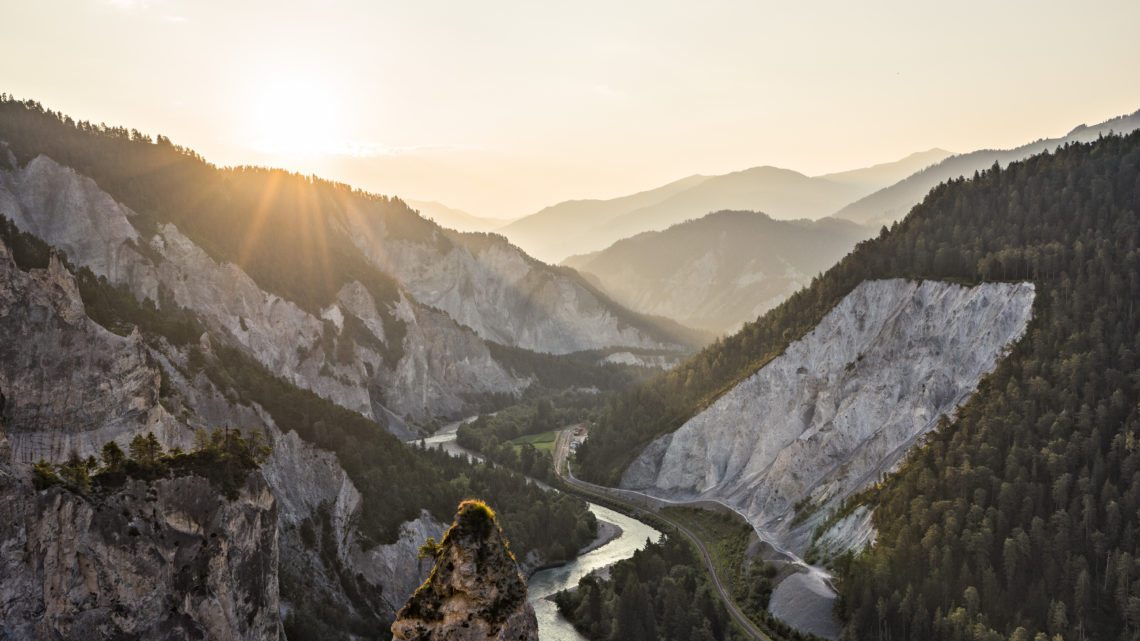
xmin=247 ymin=71 xmax=342 ymax=156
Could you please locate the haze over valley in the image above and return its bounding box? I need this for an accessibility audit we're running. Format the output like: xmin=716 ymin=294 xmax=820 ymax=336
xmin=2 ymin=3 xmax=1139 ymax=641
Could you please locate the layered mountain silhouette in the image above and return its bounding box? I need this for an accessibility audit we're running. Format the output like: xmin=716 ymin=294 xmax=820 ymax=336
xmin=406 ymin=199 xmax=513 ymax=234
xmin=563 ymin=210 xmax=873 ymax=334
xmin=499 ymin=149 xmax=949 ymax=263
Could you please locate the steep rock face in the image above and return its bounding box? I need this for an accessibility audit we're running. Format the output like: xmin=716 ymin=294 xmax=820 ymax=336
xmin=0 ymin=154 xmax=143 ymax=283
xmin=351 ymin=512 xmax=446 ymax=614
xmin=0 ymin=239 xmax=180 ymax=463
xmin=154 ymin=343 xmax=447 ymax=620
xmin=343 ymin=211 xmax=679 ymax=354
xmin=0 ymin=472 xmax=280 ymax=641
xmin=0 ymin=154 xmax=528 ymax=424
xmin=599 ymin=351 xmax=679 ymax=369
xmin=809 ymin=505 xmax=875 ymax=562
xmin=622 ymin=279 xmax=1035 ymax=552
xmin=0 ymin=225 xmax=446 ymax=627
xmin=385 ymin=291 xmax=529 ymax=420
xmin=391 ymin=501 xmax=537 ymax=641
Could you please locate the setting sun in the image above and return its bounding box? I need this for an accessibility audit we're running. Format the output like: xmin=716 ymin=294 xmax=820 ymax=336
xmin=247 ymin=70 xmax=341 ymax=156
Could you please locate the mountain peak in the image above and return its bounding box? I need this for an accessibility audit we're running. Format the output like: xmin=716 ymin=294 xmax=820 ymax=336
xmin=391 ymin=500 xmax=538 ymax=641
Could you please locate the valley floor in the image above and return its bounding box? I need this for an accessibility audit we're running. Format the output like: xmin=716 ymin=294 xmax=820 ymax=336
xmin=552 ymin=427 xmax=837 ymax=641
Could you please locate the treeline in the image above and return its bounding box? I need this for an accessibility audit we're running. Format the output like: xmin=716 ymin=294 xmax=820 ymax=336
xmin=486 ymin=342 xmax=662 ymax=394
xmin=34 ymin=428 xmax=269 ymax=499
xmin=555 ymin=535 xmax=747 ymax=641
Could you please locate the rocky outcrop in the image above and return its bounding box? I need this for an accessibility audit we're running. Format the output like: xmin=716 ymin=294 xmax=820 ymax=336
xmin=0 ymin=237 xmax=181 ymax=464
xmin=385 ymin=291 xmax=528 ymax=421
xmin=0 ymin=154 xmax=143 ymax=283
xmin=352 ymin=511 xmax=446 ymax=614
xmin=598 ymin=351 xmax=679 ymax=369
xmin=0 ymin=471 xmax=280 ymax=641
xmin=622 ymin=279 xmax=1036 ymax=554
xmin=0 ymin=241 xmax=284 ymax=639
xmin=342 ymin=209 xmax=684 ymax=355
xmin=391 ymin=500 xmax=537 ymax=641
xmin=156 ymin=343 xmax=447 ymax=620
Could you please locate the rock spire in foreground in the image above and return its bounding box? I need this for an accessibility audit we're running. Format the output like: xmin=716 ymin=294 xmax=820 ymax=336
xmin=391 ymin=500 xmax=538 ymax=641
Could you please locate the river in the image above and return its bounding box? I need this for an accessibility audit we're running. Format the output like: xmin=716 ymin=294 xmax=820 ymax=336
xmin=528 ymin=503 xmax=662 ymax=640
xmin=416 ymin=419 xmax=663 ymax=640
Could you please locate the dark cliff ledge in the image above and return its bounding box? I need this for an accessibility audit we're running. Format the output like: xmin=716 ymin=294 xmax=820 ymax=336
xmin=0 ymin=470 xmax=281 ymax=641
xmin=392 ymin=500 xmax=538 ymax=641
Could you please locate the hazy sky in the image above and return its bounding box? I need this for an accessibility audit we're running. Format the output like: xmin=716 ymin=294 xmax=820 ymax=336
xmin=3 ymin=0 xmax=1139 ymax=218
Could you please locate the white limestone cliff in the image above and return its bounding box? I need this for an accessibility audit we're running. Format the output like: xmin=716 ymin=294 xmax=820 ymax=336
xmin=622 ymin=279 xmax=1035 ymax=554
xmin=341 ymin=210 xmax=681 ymax=354
xmin=0 ymin=240 xmax=181 ymax=463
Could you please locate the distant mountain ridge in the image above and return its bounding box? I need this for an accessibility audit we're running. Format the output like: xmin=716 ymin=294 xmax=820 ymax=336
xmin=835 ymin=108 xmax=1140 ymax=225
xmin=497 ymin=174 xmax=711 ymax=263
xmin=563 ymin=210 xmax=874 ymax=334
xmin=406 ymin=199 xmax=512 ymax=233
xmin=499 ymin=149 xmax=950 ymax=263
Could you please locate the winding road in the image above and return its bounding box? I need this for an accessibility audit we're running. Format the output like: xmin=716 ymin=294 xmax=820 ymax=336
xmin=552 ymin=428 xmax=772 ymax=641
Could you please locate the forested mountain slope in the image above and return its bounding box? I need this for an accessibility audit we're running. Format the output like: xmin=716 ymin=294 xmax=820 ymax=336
xmin=578 ymin=131 xmax=1140 ymax=640
xmin=563 ymin=211 xmax=873 ymax=334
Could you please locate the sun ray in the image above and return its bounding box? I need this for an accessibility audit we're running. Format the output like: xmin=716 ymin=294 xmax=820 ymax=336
xmin=299 ymin=176 xmax=336 ymax=307
xmin=236 ymin=168 xmax=284 ymax=272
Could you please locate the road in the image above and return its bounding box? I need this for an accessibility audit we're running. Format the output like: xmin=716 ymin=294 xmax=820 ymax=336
xmin=553 ymin=429 xmax=773 ymax=641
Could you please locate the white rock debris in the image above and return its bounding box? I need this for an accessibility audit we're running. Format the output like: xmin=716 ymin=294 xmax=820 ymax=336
xmin=622 ymin=279 xmax=1035 ymax=554
xmin=342 ymin=213 xmax=677 ymax=355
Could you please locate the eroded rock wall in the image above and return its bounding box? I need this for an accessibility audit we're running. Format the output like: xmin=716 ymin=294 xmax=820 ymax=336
xmin=0 ymin=238 xmax=180 ymax=463
xmin=622 ymin=279 xmax=1035 ymax=553
xmin=0 ymin=472 xmax=281 ymax=641
xmin=0 ymin=154 xmax=528 ymax=425
xmin=342 ymin=210 xmax=679 ymax=355
xmin=0 ymin=225 xmax=446 ymax=629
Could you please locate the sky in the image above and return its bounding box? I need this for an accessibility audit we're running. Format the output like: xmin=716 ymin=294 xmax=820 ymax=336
xmin=2 ymin=0 xmax=1139 ymax=219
